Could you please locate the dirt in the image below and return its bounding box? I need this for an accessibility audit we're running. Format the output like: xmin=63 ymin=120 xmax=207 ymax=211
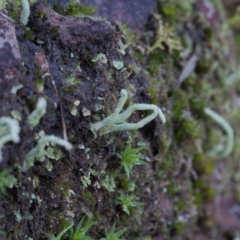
xmin=1 ymin=0 xmax=240 ymax=239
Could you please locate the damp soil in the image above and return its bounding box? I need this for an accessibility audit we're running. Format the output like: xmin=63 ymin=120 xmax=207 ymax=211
xmin=1 ymin=1 xmax=240 ymax=240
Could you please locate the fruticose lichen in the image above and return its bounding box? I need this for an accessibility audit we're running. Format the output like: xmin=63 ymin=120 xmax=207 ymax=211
xmin=27 ymin=97 xmax=47 ymax=128
xmin=26 ymin=135 xmax=72 ymax=167
xmin=204 ymin=108 xmax=234 ymax=158
xmin=20 ymin=0 xmax=30 ymax=25
xmin=90 ymin=89 xmax=166 ymax=135
xmin=0 ymin=117 xmax=20 ymax=162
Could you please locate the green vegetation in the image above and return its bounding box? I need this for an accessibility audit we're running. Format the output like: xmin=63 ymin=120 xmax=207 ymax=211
xmin=52 ymin=0 xmax=96 ymax=16
xmin=48 ymin=216 xmax=96 ymax=240
xmin=147 ymin=15 xmax=182 ymax=54
xmin=116 ymin=142 xmax=146 ymax=178
xmin=69 ymin=216 xmax=96 ymax=240
xmin=48 ymin=222 xmax=74 ymax=240
xmin=100 ymin=223 xmax=127 ymax=240
xmin=64 ymin=0 xmax=96 ymax=16
xmin=115 ymin=191 xmax=143 ymax=215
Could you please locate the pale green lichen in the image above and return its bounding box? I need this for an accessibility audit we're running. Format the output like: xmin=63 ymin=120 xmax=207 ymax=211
xmin=113 ymin=60 xmax=124 ymax=70
xmin=82 ymin=107 xmax=91 ymax=117
xmin=91 ymin=89 xmax=166 ymax=135
xmin=20 ymin=0 xmax=30 ymax=25
xmin=10 ymin=85 xmax=23 ymax=94
xmin=0 ymin=0 xmax=6 ymax=10
xmin=27 ymin=97 xmax=47 ymax=128
xmin=26 ymin=135 xmax=72 ymax=167
xmin=11 ymin=110 xmax=22 ymax=121
xmin=92 ymin=53 xmax=108 ymax=64
xmin=204 ymin=108 xmax=234 ymax=158
xmin=0 ymin=117 xmax=20 ymax=162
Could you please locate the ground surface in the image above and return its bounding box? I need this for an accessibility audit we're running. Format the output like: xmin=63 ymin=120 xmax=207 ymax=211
xmin=1 ymin=0 xmax=240 ymax=239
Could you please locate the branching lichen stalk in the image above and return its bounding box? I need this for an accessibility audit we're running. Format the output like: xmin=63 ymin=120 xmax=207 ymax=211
xmin=26 ymin=135 xmax=73 ymax=167
xmin=28 ymin=97 xmax=47 ymax=128
xmin=91 ymin=89 xmax=166 ymax=135
xmin=204 ymin=108 xmax=234 ymax=158
xmin=20 ymin=0 xmax=30 ymax=25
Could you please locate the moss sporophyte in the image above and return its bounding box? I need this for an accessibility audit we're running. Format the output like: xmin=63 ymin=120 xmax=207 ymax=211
xmin=90 ymin=89 xmax=166 ymax=135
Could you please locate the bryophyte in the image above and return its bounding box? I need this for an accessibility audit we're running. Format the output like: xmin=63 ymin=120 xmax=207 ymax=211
xmin=100 ymin=222 xmax=127 ymax=240
xmin=116 ymin=143 xmax=146 ymax=178
xmin=115 ymin=191 xmax=143 ymax=215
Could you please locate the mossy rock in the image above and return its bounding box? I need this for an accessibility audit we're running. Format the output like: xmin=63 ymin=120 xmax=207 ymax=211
xmin=0 ymin=0 xmax=240 ymax=239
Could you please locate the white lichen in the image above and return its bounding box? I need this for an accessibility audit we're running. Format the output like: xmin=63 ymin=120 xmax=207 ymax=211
xmin=92 ymin=53 xmax=108 ymax=64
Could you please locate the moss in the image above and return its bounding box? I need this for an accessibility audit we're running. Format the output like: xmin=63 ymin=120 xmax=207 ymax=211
xmin=175 ymin=116 xmax=201 ymax=143
xmin=148 ymin=52 xmax=165 ymax=75
xmin=175 ymin=200 xmax=187 ymax=211
xmin=66 ymin=2 xmax=96 ymax=16
xmin=158 ymin=0 xmax=194 ymax=23
xmin=82 ymin=191 xmax=97 ymax=207
xmin=53 ymin=0 xmax=96 ymax=17
xmin=33 ymin=78 xmax=44 ymax=92
xmin=24 ymin=28 xmax=34 ymax=40
xmin=172 ymin=90 xmax=189 ymax=120
xmin=38 ymin=10 xmax=47 ymax=19
xmin=120 ymin=24 xmax=137 ymax=47
xmin=170 ymin=220 xmax=185 ymax=236
xmin=6 ymin=0 xmax=21 ymax=21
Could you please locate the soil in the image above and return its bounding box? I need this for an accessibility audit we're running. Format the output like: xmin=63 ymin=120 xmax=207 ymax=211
xmin=1 ymin=0 xmax=240 ymax=239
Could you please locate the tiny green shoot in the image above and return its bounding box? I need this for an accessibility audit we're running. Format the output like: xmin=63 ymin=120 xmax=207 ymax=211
xmin=69 ymin=216 xmax=96 ymax=240
xmin=48 ymin=221 xmax=74 ymax=240
xmin=116 ymin=143 xmax=146 ymax=178
xmin=115 ymin=191 xmax=143 ymax=215
xmin=100 ymin=223 xmax=127 ymax=240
